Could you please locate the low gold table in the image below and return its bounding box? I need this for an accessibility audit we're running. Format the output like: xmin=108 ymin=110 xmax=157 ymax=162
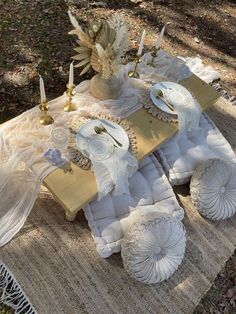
xmin=44 ymin=74 xmax=220 ymax=221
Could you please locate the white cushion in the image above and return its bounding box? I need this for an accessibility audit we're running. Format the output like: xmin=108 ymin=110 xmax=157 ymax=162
xmin=121 ymin=212 xmax=186 ymax=284
xmin=155 ymin=113 xmax=236 ymax=186
xmin=190 ymin=159 xmax=236 ymax=220
xmin=84 ymin=155 xmax=184 ymax=258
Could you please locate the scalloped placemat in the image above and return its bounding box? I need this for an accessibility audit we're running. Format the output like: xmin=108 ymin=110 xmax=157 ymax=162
xmin=67 ymin=113 xmax=137 ymax=169
xmin=142 ymin=92 xmax=178 ymax=123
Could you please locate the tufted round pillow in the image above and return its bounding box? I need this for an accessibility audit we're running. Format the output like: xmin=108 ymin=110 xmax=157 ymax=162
xmin=190 ymin=158 xmax=236 ymax=220
xmin=121 ymin=213 xmax=186 ymax=284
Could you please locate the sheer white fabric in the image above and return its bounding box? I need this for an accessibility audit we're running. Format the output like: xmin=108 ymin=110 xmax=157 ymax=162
xmin=0 ymin=167 xmax=41 ymax=247
xmin=92 ymin=148 xmax=138 ymax=200
xmin=163 ymin=87 xmax=202 ymax=133
xmin=178 ymin=56 xmax=220 ymax=83
xmin=135 ymin=50 xmax=192 ymax=84
xmin=0 ymin=51 xmax=219 ymax=246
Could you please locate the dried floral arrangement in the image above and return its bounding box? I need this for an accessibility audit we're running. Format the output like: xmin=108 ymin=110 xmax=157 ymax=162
xmin=68 ymin=11 xmax=129 ymax=79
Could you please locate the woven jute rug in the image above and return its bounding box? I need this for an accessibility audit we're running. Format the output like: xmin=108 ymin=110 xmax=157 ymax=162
xmin=0 ymin=101 xmax=236 ymax=314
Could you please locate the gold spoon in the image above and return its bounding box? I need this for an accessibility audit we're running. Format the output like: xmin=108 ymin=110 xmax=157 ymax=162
xmin=156 ymin=89 xmax=175 ymax=111
xmin=94 ymin=126 xmax=123 ymax=147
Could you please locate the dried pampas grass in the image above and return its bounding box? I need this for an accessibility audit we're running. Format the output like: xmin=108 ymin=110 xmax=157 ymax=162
xmin=68 ymin=11 xmax=129 ymax=78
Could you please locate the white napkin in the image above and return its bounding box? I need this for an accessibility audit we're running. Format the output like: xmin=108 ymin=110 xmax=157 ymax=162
xmin=163 ymin=88 xmax=202 ymax=133
xmin=91 ymin=148 xmax=138 ymax=200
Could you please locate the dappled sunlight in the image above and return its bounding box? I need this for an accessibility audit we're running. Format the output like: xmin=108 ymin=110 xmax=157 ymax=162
xmin=0 ymin=2 xmax=236 ymax=313
xmin=0 ymin=0 xmax=235 ymax=124
xmin=75 ymin=1 xmax=236 ymax=96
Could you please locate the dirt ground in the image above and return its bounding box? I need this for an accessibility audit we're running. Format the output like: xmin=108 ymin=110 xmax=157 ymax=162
xmin=0 ymin=0 xmax=235 ymax=123
xmin=0 ymin=0 xmax=235 ymax=313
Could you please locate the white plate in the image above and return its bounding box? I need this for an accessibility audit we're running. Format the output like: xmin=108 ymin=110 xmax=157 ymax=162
xmin=150 ymin=82 xmax=192 ymax=115
xmin=76 ymin=119 xmax=129 ymax=158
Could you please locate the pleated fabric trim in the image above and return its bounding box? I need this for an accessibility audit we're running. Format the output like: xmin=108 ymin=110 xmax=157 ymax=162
xmin=0 ymin=261 xmax=37 ymax=314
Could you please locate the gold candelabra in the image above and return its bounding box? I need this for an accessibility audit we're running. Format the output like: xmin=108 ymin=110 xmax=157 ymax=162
xmin=128 ymin=55 xmax=142 ymax=79
xmin=64 ymin=84 xmax=76 ymax=112
xmin=148 ymin=46 xmax=160 ymax=67
xmin=39 ymin=101 xmax=54 ymax=125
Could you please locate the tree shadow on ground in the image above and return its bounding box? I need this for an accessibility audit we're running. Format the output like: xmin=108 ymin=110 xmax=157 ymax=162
xmin=0 ymin=0 xmax=235 ymax=123
xmin=124 ymin=1 xmax=236 ymax=57
xmin=0 ymin=0 xmax=94 ymax=122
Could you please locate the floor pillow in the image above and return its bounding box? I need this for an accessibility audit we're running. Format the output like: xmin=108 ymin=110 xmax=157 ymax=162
xmin=121 ymin=209 xmax=186 ymax=284
xmin=155 ymin=113 xmax=236 ymax=186
xmin=190 ymin=158 xmax=236 ymax=220
xmin=84 ymin=155 xmax=186 ymax=284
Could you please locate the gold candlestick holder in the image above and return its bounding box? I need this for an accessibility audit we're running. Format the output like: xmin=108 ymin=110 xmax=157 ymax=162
xmin=39 ymin=101 xmax=54 ymax=125
xmin=64 ymin=84 xmax=77 ymax=112
xmin=148 ymin=46 xmax=160 ymax=67
xmin=128 ymin=55 xmax=142 ymax=79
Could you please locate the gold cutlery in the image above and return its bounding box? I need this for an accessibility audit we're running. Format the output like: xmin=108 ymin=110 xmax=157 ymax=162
xmin=94 ymin=126 xmax=123 ymax=147
xmin=156 ymin=89 xmax=175 ymax=111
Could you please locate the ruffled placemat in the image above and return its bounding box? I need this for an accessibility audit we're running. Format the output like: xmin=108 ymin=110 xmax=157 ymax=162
xmin=141 ymin=90 xmax=178 ymax=123
xmin=140 ymin=82 xmax=201 ymax=132
xmin=67 ymin=113 xmax=137 ymax=170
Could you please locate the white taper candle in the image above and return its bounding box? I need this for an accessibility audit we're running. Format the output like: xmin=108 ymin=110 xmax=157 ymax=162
xmin=137 ymin=30 xmax=146 ymax=56
xmin=68 ymin=61 xmax=74 ymax=88
xmin=39 ymin=76 xmax=46 ymax=103
xmin=155 ymin=26 xmax=165 ymax=49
